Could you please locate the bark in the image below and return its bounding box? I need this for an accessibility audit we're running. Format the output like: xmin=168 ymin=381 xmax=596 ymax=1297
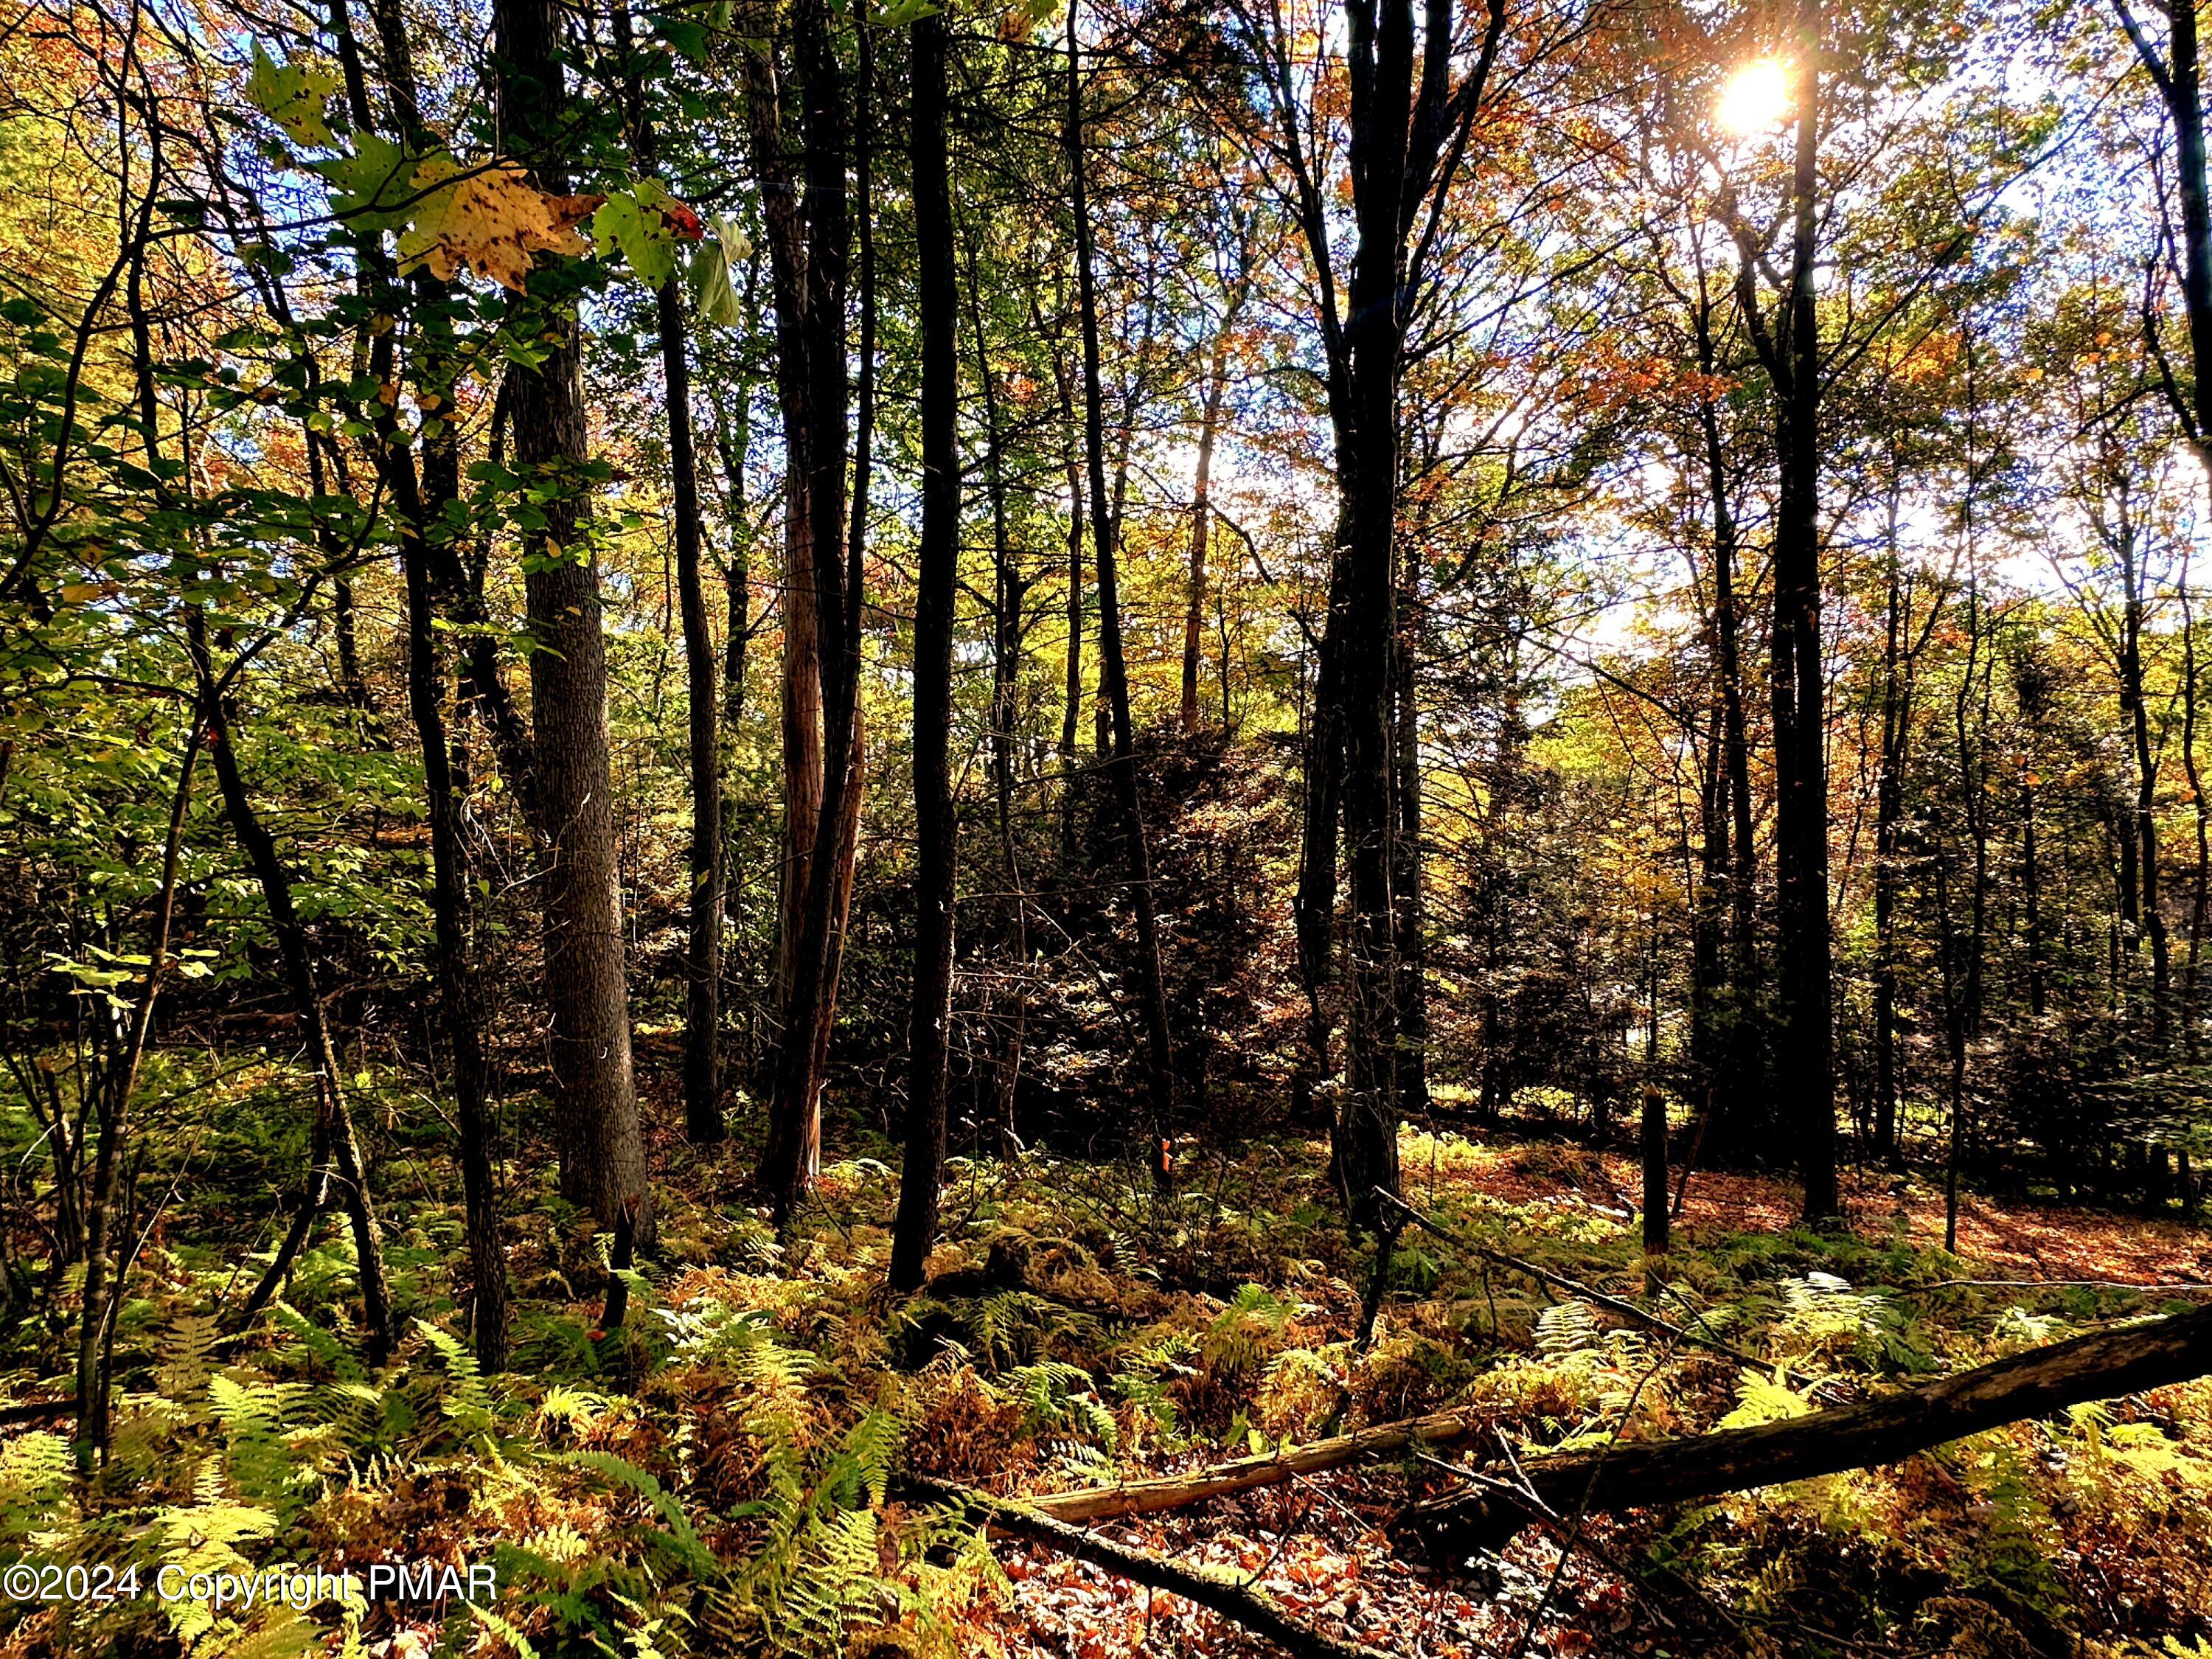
xmin=1057 ymin=347 xmax=1085 ymax=768
xmin=761 ymin=0 xmax=864 ymax=1223
xmin=402 ymin=515 xmax=510 ymax=1368
xmin=1691 ymin=274 xmax=1760 ymax=1153
xmin=891 ymin=4 xmax=957 ymax=1294
xmin=970 ymin=230 xmax=1029 ymax=1156
xmin=2121 ymin=523 xmax=2173 ymax=1043
xmin=494 ymin=0 xmax=650 ymax=1237
xmin=1180 ymin=307 xmax=1239 ymax=732
xmin=616 ymin=0 xmax=723 ymax=1144
xmin=1408 ymin=1295 xmax=2212 ymax=1554
xmin=737 ymin=40 xmax=824 ymax=1027
xmin=1773 ymin=0 xmax=1837 ymax=1222
xmin=2186 ymin=584 xmax=2209 ymax=1046
xmin=1332 ymin=0 xmax=1419 ymax=1229
xmin=1068 ymin=6 xmax=1177 ymax=1180
xmin=1872 ymin=527 xmax=1908 ymax=1165
xmin=1641 ymin=1085 xmax=1669 ymax=1259
xmin=190 ymin=613 xmax=393 ymax=1363
xmin=1725 ymin=0 xmax=1834 ymax=1220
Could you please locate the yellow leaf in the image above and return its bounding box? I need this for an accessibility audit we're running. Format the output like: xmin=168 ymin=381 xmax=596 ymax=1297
xmin=397 ymin=157 xmax=605 ymax=292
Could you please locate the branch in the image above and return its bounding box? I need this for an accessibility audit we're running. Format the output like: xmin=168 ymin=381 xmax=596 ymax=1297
xmin=914 ymin=1480 xmax=1393 ymax=1659
xmin=1405 ymin=1297 xmax=2212 ymax=1554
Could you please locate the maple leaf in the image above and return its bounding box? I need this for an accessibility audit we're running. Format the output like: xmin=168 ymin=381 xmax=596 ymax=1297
xmin=246 ymin=44 xmax=341 ymax=149
xmin=397 ymin=157 xmax=604 ymax=292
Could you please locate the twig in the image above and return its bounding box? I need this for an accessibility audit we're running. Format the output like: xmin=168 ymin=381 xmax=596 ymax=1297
xmin=914 ymin=1478 xmax=1392 ymax=1659
xmin=1370 ymin=1188 xmax=1823 ymax=1392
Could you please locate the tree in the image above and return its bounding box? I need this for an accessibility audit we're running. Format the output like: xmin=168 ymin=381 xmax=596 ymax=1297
xmin=493 ymin=0 xmax=652 ymax=1235
xmin=892 ymin=1 xmax=959 ymax=1293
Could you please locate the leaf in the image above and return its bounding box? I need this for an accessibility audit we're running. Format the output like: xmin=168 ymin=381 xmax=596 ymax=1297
xmin=246 ymin=44 xmax=341 ymax=149
xmin=689 ymin=216 xmax=746 ymax=327
xmin=398 ymin=158 xmax=603 ymax=293
xmin=314 ymin=133 xmax=419 ymax=232
xmin=592 ymin=190 xmax=675 ymax=287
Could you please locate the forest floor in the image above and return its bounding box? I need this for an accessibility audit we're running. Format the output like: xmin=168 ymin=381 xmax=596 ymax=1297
xmin=5 ymin=1084 xmax=2212 ymax=1659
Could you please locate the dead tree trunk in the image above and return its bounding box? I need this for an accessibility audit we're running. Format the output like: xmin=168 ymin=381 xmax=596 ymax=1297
xmin=1408 ymin=1295 xmax=2212 ymax=1554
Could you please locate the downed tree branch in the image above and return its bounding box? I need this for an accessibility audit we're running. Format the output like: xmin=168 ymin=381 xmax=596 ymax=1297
xmin=0 ymin=1399 xmax=75 ymax=1427
xmin=1023 ymin=1399 xmax=1500 ymax=1525
xmin=914 ymin=1478 xmax=1391 ymax=1659
xmin=1405 ymin=1298 xmax=2212 ymax=1556
xmin=1371 ymin=1188 xmax=1824 ymax=1393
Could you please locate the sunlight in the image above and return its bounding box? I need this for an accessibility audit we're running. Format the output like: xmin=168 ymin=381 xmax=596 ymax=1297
xmin=1716 ymin=60 xmax=1792 ymax=135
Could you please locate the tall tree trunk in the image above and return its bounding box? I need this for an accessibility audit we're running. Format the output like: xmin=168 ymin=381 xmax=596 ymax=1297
xmin=493 ymin=0 xmax=650 ymax=1236
xmin=2185 ymin=583 xmax=2208 ymax=1049
xmin=1872 ymin=528 xmax=1908 ymax=1166
xmin=1181 ymin=327 xmax=1234 ymax=733
xmin=1691 ymin=281 xmax=1761 ymax=1161
xmin=1057 ymin=348 xmax=1086 ymax=768
xmin=737 ymin=41 xmax=824 ymax=1037
xmin=2121 ymin=533 xmax=2173 ymax=1046
xmin=892 ymin=4 xmax=958 ymax=1292
xmin=1392 ymin=547 xmax=1428 ymax=1124
xmin=402 ymin=524 xmax=510 ymax=1367
xmin=616 ymin=0 xmax=724 ymax=1145
xmin=1329 ymin=0 xmax=1422 ymax=1231
xmin=762 ymin=0 xmax=862 ymax=1223
xmin=970 ymin=226 xmax=1029 ymax=1156
xmin=1068 ymin=5 xmax=1177 ymax=1182
xmin=1742 ymin=0 xmax=1838 ymax=1222
xmin=189 ymin=614 xmax=394 ymax=1362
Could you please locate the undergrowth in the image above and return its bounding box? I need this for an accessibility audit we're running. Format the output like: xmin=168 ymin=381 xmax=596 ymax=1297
xmin=0 ymin=1107 xmax=2207 ymax=1658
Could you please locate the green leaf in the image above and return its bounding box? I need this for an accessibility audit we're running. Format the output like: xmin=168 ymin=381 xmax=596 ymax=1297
xmin=314 ymin=133 xmax=420 ymax=232
xmin=689 ymin=216 xmax=745 ymax=327
xmin=593 ymin=188 xmax=677 ymax=287
xmin=246 ymin=43 xmax=340 ymax=149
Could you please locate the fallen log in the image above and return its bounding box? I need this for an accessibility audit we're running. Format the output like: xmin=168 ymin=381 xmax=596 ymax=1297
xmin=1025 ymin=1400 xmax=1498 ymax=1526
xmin=914 ymin=1478 xmax=1391 ymax=1659
xmin=1406 ymin=1298 xmax=2212 ymax=1556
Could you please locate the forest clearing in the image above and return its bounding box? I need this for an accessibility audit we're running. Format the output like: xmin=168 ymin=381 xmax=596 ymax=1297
xmin=9 ymin=0 xmax=2212 ymax=1652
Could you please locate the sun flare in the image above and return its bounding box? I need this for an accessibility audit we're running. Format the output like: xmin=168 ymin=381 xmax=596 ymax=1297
xmin=1717 ymin=60 xmax=1792 ymax=135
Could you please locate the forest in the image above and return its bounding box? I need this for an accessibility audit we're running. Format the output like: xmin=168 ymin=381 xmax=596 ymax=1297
xmin=10 ymin=0 xmax=2212 ymax=1652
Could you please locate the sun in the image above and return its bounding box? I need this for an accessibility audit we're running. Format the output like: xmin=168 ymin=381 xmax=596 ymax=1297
xmin=1716 ymin=61 xmax=1792 ymax=135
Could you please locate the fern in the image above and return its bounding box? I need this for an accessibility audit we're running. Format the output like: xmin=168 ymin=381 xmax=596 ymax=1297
xmin=1534 ymin=1298 xmax=1611 ymax=1356
xmin=556 ymin=1450 xmax=717 ymax=1579
xmin=413 ymin=1317 xmax=493 ymax=1436
xmin=1006 ymin=1359 xmax=1116 ymax=1453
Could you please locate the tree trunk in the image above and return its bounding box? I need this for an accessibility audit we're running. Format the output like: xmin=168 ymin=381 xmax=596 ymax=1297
xmin=1769 ymin=0 xmax=1838 ymax=1223
xmin=1693 ymin=284 xmax=1761 ymax=1155
xmin=189 ymin=613 xmax=394 ymax=1362
xmin=737 ymin=39 xmax=824 ymax=1035
xmin=401 ymin=521 xmax=510 ymax=1368
xmin=1068 ymin=4 xmax=1177 ymax=1182
xmin=1180 ymin=326 xmax=1233 ymax=733
xmin=891 ymin=4 xmax=958 ymax=1293
xmin=1330 ymin=0 xmax=1421 ymax=1231
xmin=1408 ymin=1296 xmax=2212 ymax=1554
xmin=1873 ymin=518 xmax=1909 ymax=1166
xmin=494 ymin=0 xmax=650 ymax=1237
xmin=616 ymin=0 xmax=724 ymax=1145
xmin=747 ymin=4 xmax=866 ymax=1225
xmin=970 ymin=223 xmax=1029 ymax=1158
